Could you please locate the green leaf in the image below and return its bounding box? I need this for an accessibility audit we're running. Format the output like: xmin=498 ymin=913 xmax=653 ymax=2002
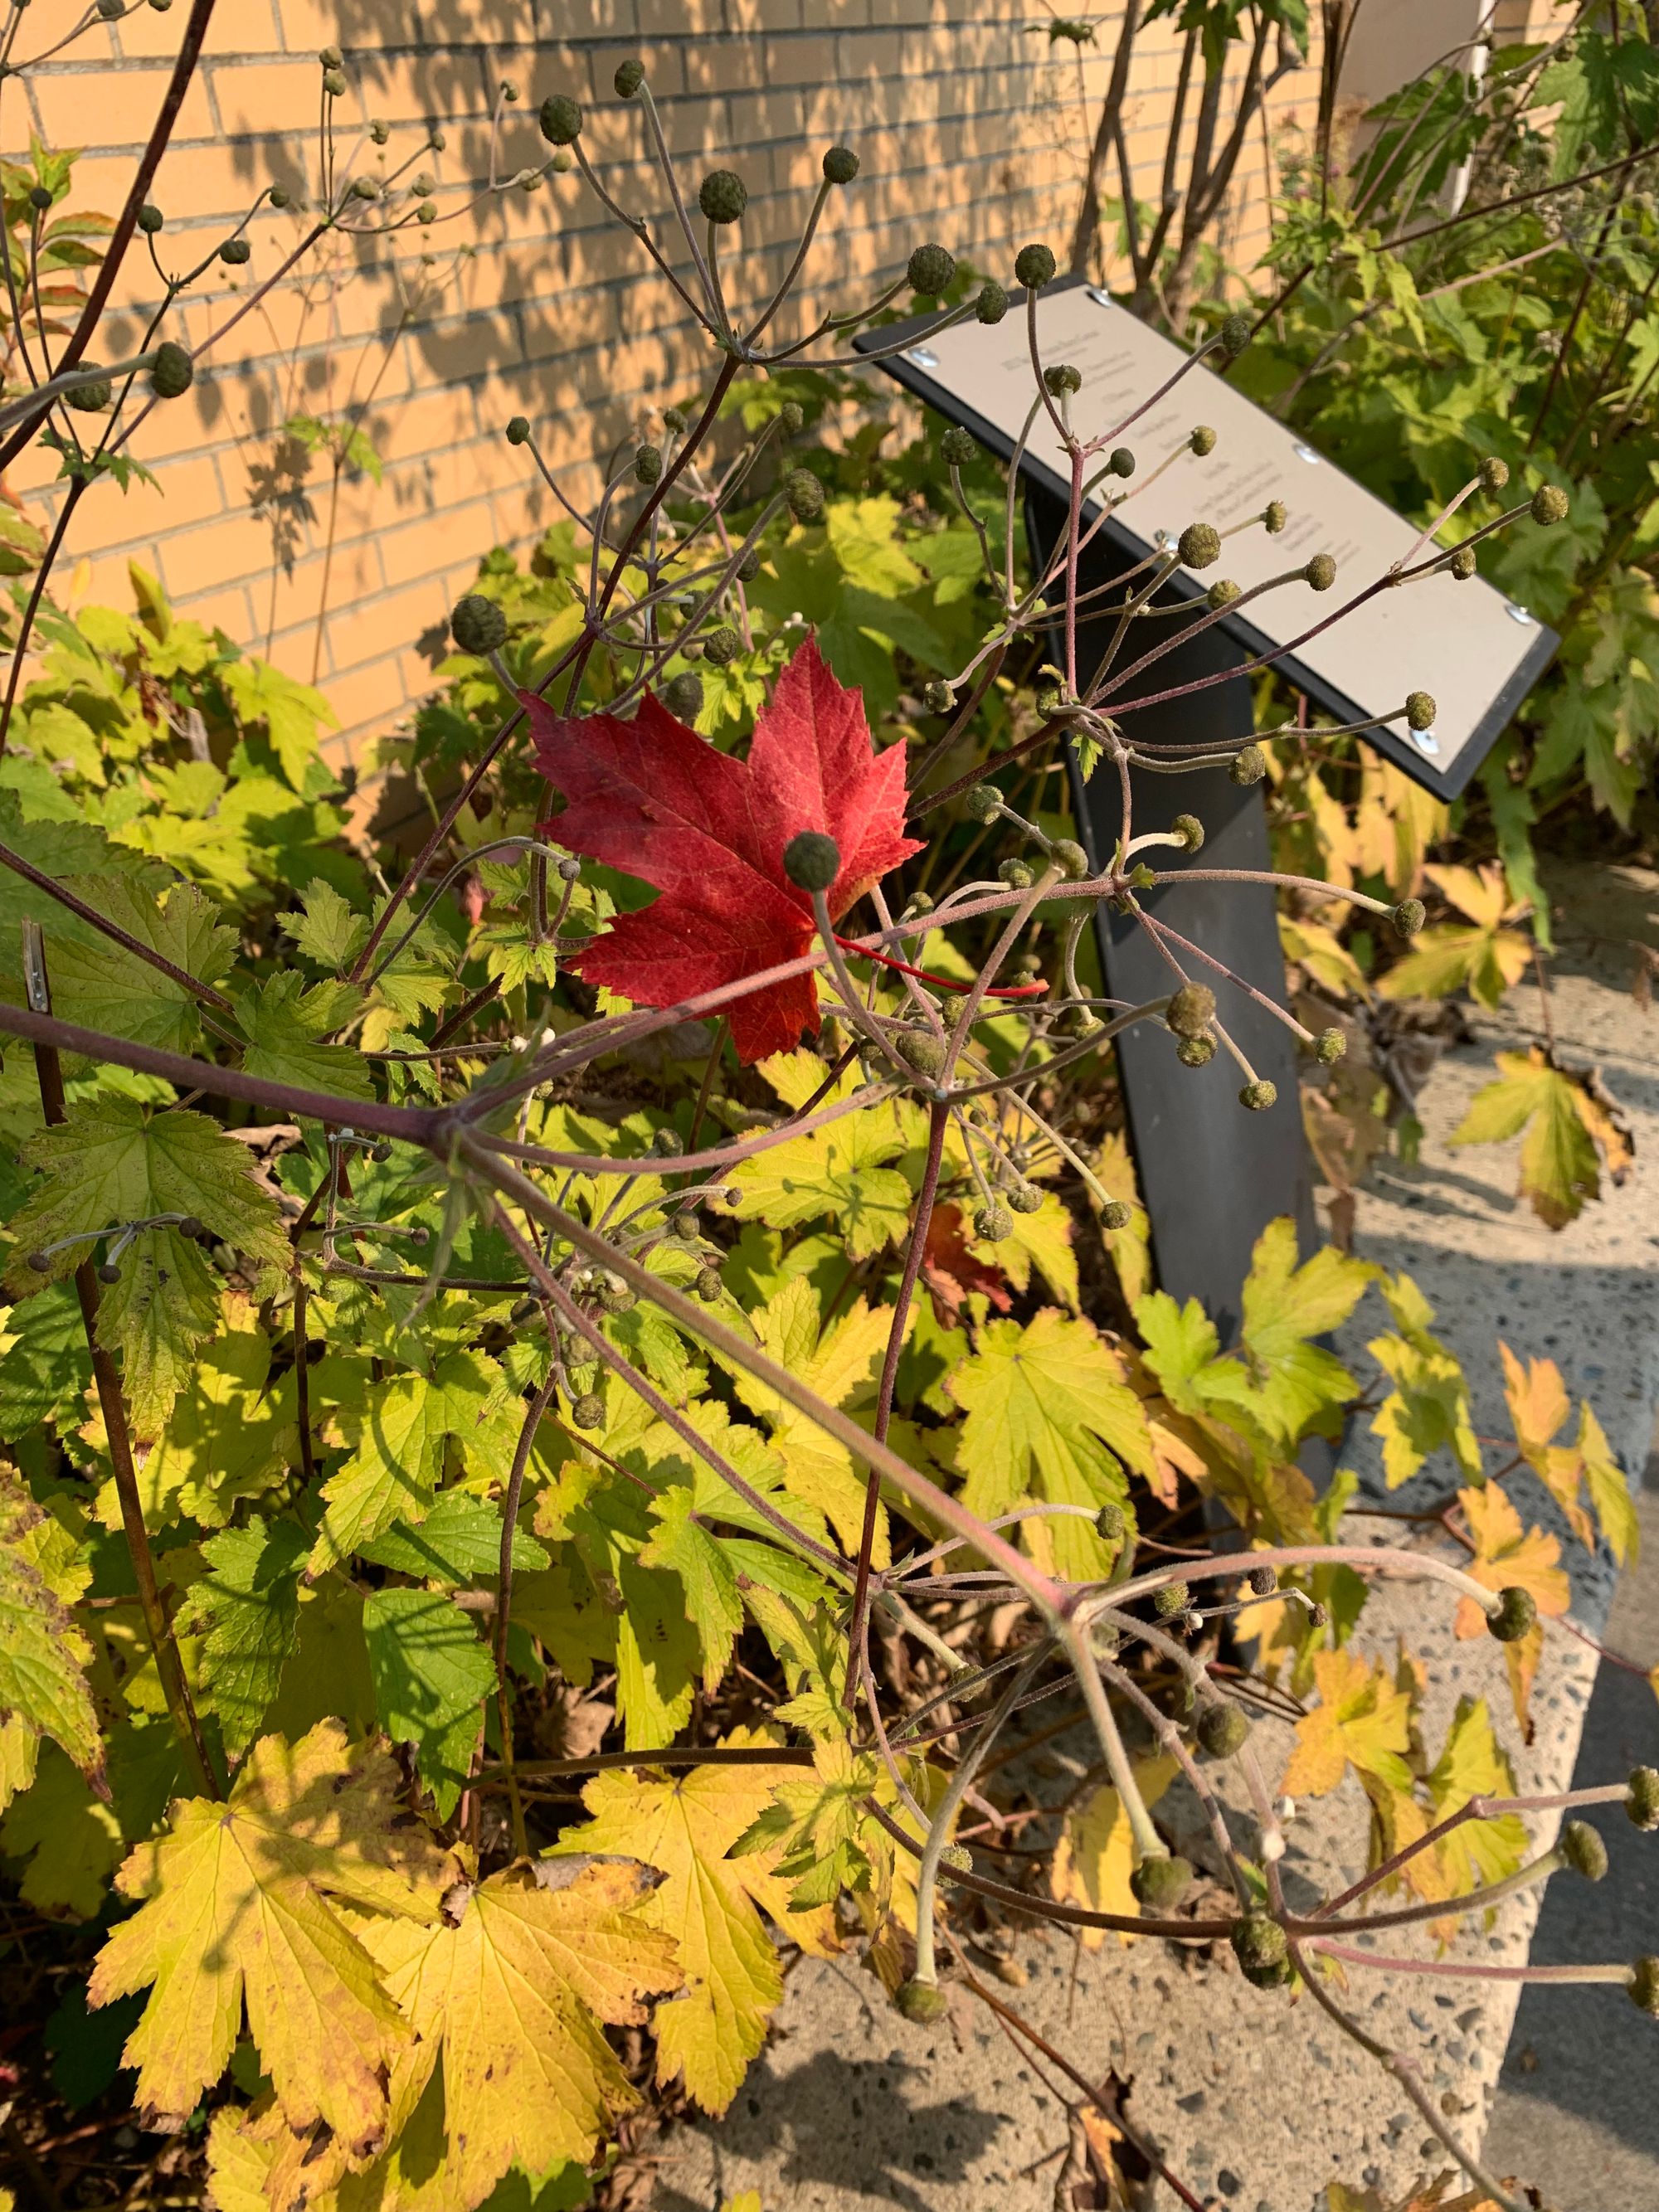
xmin=0 ymin=1280 xmax=91 ymax=1436
xmin=235 ymin=970 xmax=373 ymax=1103
xmin=640 ymin=1485 xmax=743 ymax=1694
xmin=282 ymin=878 xmax=369 ymax=972
xmin=219 ymin=659 xmax=338 ymax=791
xmin=176 ymin=1518 xmax=308 ymax=1757
xmin=363 ymin=1588 xmax=495 ymax=1816
xmin=1196 ymin=1219 xmax=1374 ymax=1451
xmin=0 ymin=1469 xmax=99 ymax=1792
xmin=727 ymin=1053 xmax=915 ymax=1259
xmin=111 ymin=1300 xmax=297 ymax=1530
xmin=1132 ymin=1291 xmax=1221 ymax=1414
xmin=0 ymin=1738 xmax=121 ymax=1917
xmin=1450 ymin=1047 xmax=1603 ymax=1228
xmin=361 ymin=1490 xmax=549 ymax=1585
xmin=1366 ymin=1272 xmax=1481 ymax=1490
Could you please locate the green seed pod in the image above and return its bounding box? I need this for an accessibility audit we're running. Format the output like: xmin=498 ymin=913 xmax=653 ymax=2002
xmin=1560 ymin=1819 xmax=1608 ymax=1881
xmin=1175 ymin=1033 xmax=1216 ymax=1067
xmin=1197 ymin=1703 xmax=1251 ymax=1758
xmin=1171 ymin=812 xmax=1204 ymax=853
xmin=319 ymin=44 xmax=343 ymax=66
xmin=1530 ymin=484 xmax=1569 ymax=525
xmin=975 ymin=280 xmax=1009 ymax=324
xmin=1628 ymin=1957 xmax=1659 ymax=2016
xmin=941 ymin=425 xmax=977 ymax=467
xmin=220 ymin=236 xmax=251 ymax=265
xmin=614 ymin=57 xmax=645 ymax=97
xmin=148 ymin=341 xmax=192 ymax=400
xmin=539 ymin=94 xmax=581 ymax=145
xmin=24 ymin=1251 xmax=49 ymax=1274
xmin=907 ymin=241 xmax=955 ymax=296
xmin=698 ymin=168 xmax=747 ymax=224
xmin=1229 ymin=742 xmax=1267 ymax=785
xmin=650 ymin=1127 xmax=683 ymax=1157
xmin=1314 ymin=1027 xmax=1346 ymax=1065
xmin=632 ymin=442 xmax=663 ymax=489
xmin=1052 ymin=836 xmax=1089 ymax=880
xmin=964 ymin=782 xmax=1002 ymax=824
xmin=1450 ymin=546 xmax=1477 ymax=580
xmin=322 ymin=68 xmax=346 ymax=96
xmin=1100 ymin=1198 xmax=1131 ymax=1231
xmin=1393 ymin=897 xmax=1426 ymax=937
xmin=894 ymin=1977 xmax=949 ymax=2024
xmin=1263 ymin=498 xmax=1287 ymax=533
xmin=1130 ymin=1854 xmax=1192 ymax=1911
xmin=999 ymin=858 xmax=1034 ymax=891
xmin=1035 ymin=683 xmax=1063 ymax=719
xmin=939 ymin=1843 xmax=972 ymax=1873
xmin=65 ymin=366 xmax=111 ymax=412
xmin=1248 ymin=1563 xmax=1277 ymax=1597
xmin=823 ymin=144 xmax=859 ymax=184
xmin=1014 ymin=241 xmax=1055 ymax=289
xmin=778 ymin=401 xmax=805 ymax=435
xmin=27 ymin=186 xmax=52 ymax=213
xmin=1304 ymin=552 xmax=1337 ymax=591
xmin=1218 ymin=311 xmax=1253 ymax=358
xmin=97 ymin=1260 xmax=121 ymax=1281
xmin=694 ymin=1265 xmax=723 ymax=1303
xmin=660 ymin=672 xmax=703 ymax=722
xmin=1044 ymin=362 xmax=1082 ymax=396
xmin=1486 ymin=1583 xmax=1537 ymax=1642
xmin=783 ymin=829 xmax=839 ymax=892
xmin=270 ymin=185 xmax=293 ymax=209
xmin=1207 ymin=579 xmax=1241 ymax=610
xmin=1007 ymin=1180 xmax=1044 ymax=1214
xmin=893 ymin=1028 xmax=947 ymax=1079
xmin=785 ymin=467 xmax=825 ymax=524
xmin=669 ymin=1208 xmax=701 ymax=1242
xmin=138 ymin=202 xmax=164 ymax=233
xmin=1405 ymin=689 xmax=1436 ymax=732
xmin=1239 ymin=1079 xmax=1277 ymax=1111
xmin=600 ymin=1282 xmax=635 ymax=1315
xmin=1108 ymin=445 xmax=1136 ymax=478
xmin=1190 ymin=424 xmax=1217 ymax=456
xmin=451 ymin=593 xmax=508 ymax=656
xmin=505 ymin=415 xmax=530 ymax=446
xmin=1479 ymin=455 xmax=1510 ymax=493
xmin=416 ymin=200 xmax=437 ymax=223
xmin=1166 ymin=983 xmax=1216 ymax=1039
xmin=975 ymin=1202 xmax=1013 ymax=1242
xmin=702 ymin=624 xmax=742 ymax=666
xmin=570 ymin=1391 xmax=606 ymax=1430
xmin=350 ymin=175 xmax=380 ymax=201
xmin=1627 ymin=1767 xmax=1659 ymax=1830
xmin=1058 ymin=1004 xmax=1103 ymax=1040
xmin=920 ymin=679 xmax=952 ymax=714
xmin=370 ymin=119 xmax=390 ymax=145
xmin=1095 ymin=1500 xmax=1126 ymax=1543
xmin=430 ymin=129 xmax=447 ymax=151
xmin=1230 ymin=1912 xmax=1291 ymax=1986
xmin=178 ymin=1216 xmax=207 ymax=1241
xmin=1152 ymin=1579 xmax=1190 ymax=1619
xmin=1178 ymin=522 xmax=1221 ymax=570
xmin=411 ymin=173 xmax=435 ymax=197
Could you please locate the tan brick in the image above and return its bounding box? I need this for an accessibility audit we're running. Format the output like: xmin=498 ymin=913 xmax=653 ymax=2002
xmin=115 ymin=0 xmax=283 ymax=65
xmin=27 ymin=61 xmax=219 ymax=152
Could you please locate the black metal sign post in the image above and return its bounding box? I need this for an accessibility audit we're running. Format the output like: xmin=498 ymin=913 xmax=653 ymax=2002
xmin=857 ymin=281 xmax=1558 ymax=1335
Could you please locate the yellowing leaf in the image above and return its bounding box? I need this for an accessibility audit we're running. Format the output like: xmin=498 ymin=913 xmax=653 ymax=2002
xmin=356 ymin=1858 xmax=681 ymax=2208
xmin=1050 ymin=1756 xmax=1177 ymax=1948
xmin=1379 ymin=864 xmax=1530 ymax=1011
xmin=1500 ymin=1342 xmax=1593 ymax=1547
xmin=1195 ymin=1218 xmax=1374 ymax=1453
xmin=0 ymin=1468 xmax=100 ymax=1798
xmin=1453 ymin=1483 xmax=1571 ymax=1639
xmin=727 ymin=1053 xmax=915 ymax=1259
xmin=1282 ymin=1647 xmax=1413 ymax=1798
xmin=88 ymin=1719 xmax=452 ymax=2142
xmin=1579 ymin=1402 xmax=1638 ymax=1567
xmin=1427 ymin=1696 xmax=1527 ymax=1894
xmin=1451 ymin=1047 xmax=1627 ymax=1229
xmin=309 ymin=1352 xmax=511 ymax=1573
xmin=0 ymin=1739 xmax=122 ymax=1918
xmin=1367 ymin=1274 xmax=1480 ymax=1490
xmin=552 ymin=1738 xmax=839 ymax=2116
xmin=1088 ymin=1129 xmax=1151 ymax=1306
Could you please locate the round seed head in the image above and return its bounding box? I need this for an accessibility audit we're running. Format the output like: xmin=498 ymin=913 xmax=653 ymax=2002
xmin=1314 ymin=1026 xmax=1346 ymax=1065
xmin=1178 ymin=522 xmax=1222 ymax=570
xmin=349 ymin=175 xmax=380 ymax=200
xmin=1487 ymin=1583 xmax=1538 ymax=1642
xmin=370 ymin=119 xmax=390 ymax=144
xmin=1190 ymin=424 xmax=1217 ymax=456
xmin=1229 ymin=741 xmax=1267 ymax=785
xmin=1052 ymin=836 xmax=1089 ymax=879
xmin=1530 ymin=483 xmax=1569 ymax=525
xmin=1263 ymin=498 xmax=1287 ymax=533
xmin=999 ymin=858 xmax=1034 ymax=891
xmin=24 ymin=1251 xmax=50 ymax=1273
xmin=319 ymin=45 xmax=343 ymax=66
xmin=1176 ymin=1033 xmax=1216 ymax=1067
xmin=98 ymin=1262 xmax=121 ymax=1284
xmin=1166 ymin=983 xmax=1216 ymax=1039
xmin=662 ymin=405 xmax=688 ymax=434
xmin=65 ymin=367 xmax=110 ymax=412
xmin=893 ymin=1977 xmax=949 ymax=2024
xmin=1405 ymin=689 xmax=1436 ymax=732
xmin=1130 ymin=1854 xmax=1192 ymax=1911
xmin=1058 ymin=1004 xmax=1103 ymax=1040
xmin=137 ymin=202 xmax=164 ymax=233
xmin=907 ymin=242 xmax=956 ymax=296
xmin=1479 ymin=455 xmax=1510 ymax=493
xmin=613 ymin=57 xmax=645 ymax=97
xmin=1248 ymin=1563 xmax=1277 ymax=1597
xmin=450 ymin=592 xmax=508 ymax=656
xmin=974 ymin=1202 xmax=1013 ymax=1243
xmin=1627 ymin=1767 xmax=1659 ymax=1830
xmin=27 ymin=186 xmax=52 ymax=213
xmin=1100 ymin=1198 xmax=1131 ymax=1230
xmin=650 ymin=1127 xmax=683 ymax=1157
xmin=570 ymin=1391 xmax=606 ymax=1430
xmin=939 ymin=1843 xmax=972 ymax=1873
xmin=670 ymin=1207 xmax=701 ymax=1242
xmin=941 ymin=425 xmax=977 ymax=467
xmin=539 ymin=94 xmax=582 ymax=145
xmin=1152 ymin=1579 xmax=1191 ymax=1619
xmin=1561 ymin=1819 xmax=1608 ymax=1881
xmin=893 ymin=1028 xmax=947 ymax=1079
xmin=322 ymin=68 xmax=346 ymax=96
xmin=694 ymin=1264 xmax=723 ymax=1302
xmin=1219 ymin=312 xmax=1253 ymax=358
xmin=1304 ymin=552 xmax=1337 ymax=591
xmin=1095 ymin=1500 xmax=1126 ymax=1542
xmin=1171 ymin=812 xmax=1204 ymax=852
xmin=785 ymin=467 xmax=825 ymax=524
xmin=922 ymin=679 xmax=954 ymax=714
xmin=1207 ymin=578 xmax=1241 ymax=610
xmin=736 ymin=547 xmax=761 ymax=581
xmin=1230 ymin=1912 xmax=1291 ymax=1985
xmin=698 ymin=168 xmax=747 ymax=224
xmin=1035 ymin=683 xmax=1063 ymax=719
xmin=702 ymin=624 xmax=742 ymax=666
xmin=660 ymin=671 xmax=703 ymax=722
xmin=148 ymin=341 xmax=192 ymax=400
xmin=1197 ymin=1703 xmax=1251 ymax=1758
xmin=430 ymin=129 xmax=447 ymax=150
xmin=416 ymin=199 xmax=438 ymax=222
xmin=778 ymin=401 xmax=805 ymax=435
xmin=220 ymin=236 xmax=251 ymax=265
xmin=964 ymin=782 xmax=1002 ymax=824
xmin=1108 ymin=445 xmax=1136 ymax=478
xmin=1044 ymin=362 xmax=1082 ymax=396
xmin=1239 ymin=1078 xmax=1277 ymax=1111
xmin=1393 ymin=897 xmax=1426 ymax=937
xmin=823 ymin=144 xmax=859 ymax=184
xmin=975 ymin=280 xmax=1009 ymax=324
xmin=635 ymin=441 xmax=662 ymax=487
xmin=783 ymin=829 xmax=839 ymax=893
xmin=1014 ymin=241 xmax=1056 ymax=289
xmin=1007 ymin=1180 xmax=1044 ymax=1214
xmin=505 ymin=415 xmax=530 ymax=445
xmin=1450 ymin=546 xmax=1478 ymax=579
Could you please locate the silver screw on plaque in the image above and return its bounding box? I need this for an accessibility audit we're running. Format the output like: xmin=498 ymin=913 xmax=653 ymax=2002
xmin=1292 ymin=442 xmax=1323 ymax=466
xmin=904 ymin=346 xmax=939 ymax=369
xmin=1087 ymin=288 xmax=1114 ymax=310
xmin=1504 ymin=601 xmax=1537 ymax=626
xmin=1411 ymin=726 xmax=1442 ymax=759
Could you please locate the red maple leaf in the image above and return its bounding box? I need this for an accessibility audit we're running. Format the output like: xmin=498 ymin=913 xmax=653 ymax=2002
xmin=523 ymin=638 xmax=922 ymax=1062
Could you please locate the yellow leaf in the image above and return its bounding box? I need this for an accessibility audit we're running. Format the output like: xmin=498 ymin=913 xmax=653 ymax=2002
xmin=1282 ymin=1647 xmax=1413 ymax=1797
xmin=87 ymin=1720 xmax=452 ymax=2144
xmin=1501 ymin=1342 xmax=1571 ymax=1462
xmin=1454 ymin=1483 xmax=1570 ymax=1639
xmin=1087 ymin=1130 xmax=1151 ymax=1307
xmin=358 ymin=1858 xmax=681 ymax=2208
xmin=1579 ymin=1402 xmax=1639 ymax=1567
xmin=0 ymin=1468 xmax=100 ymax=1800
xmin=722 ymin=2196 xmax=765 ymax=2212
xmin=1049 ymin=1757 xmax=1177 ymax=1949
xmin=549 ymin=1735 xmax=838 ymax=2116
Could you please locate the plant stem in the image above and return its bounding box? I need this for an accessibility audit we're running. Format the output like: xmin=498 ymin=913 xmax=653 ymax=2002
xmin=494 ymin=1370 xmax=557 ymax=1858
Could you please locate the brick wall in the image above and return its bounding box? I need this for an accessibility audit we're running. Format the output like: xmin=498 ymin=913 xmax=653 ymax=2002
xmin=10 ymin=2 xmax=1352 ymax=760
